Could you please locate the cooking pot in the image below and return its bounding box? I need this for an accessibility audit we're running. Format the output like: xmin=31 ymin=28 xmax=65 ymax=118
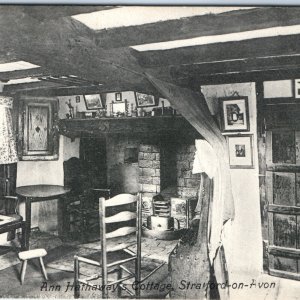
xmin=147 ymin=215 xmax=180 ymax=231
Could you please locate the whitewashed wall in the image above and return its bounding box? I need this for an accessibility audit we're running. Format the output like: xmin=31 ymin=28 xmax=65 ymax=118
xmin=201 ymin=82 xmax=263 ymax=280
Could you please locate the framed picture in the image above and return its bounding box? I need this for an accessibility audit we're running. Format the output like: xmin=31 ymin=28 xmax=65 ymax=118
xmin=227 ymin=135 xmax=254 ymax=169
xmin=112 ymin=102 xmax=126 ymax=116
xmin=135 ymin=92 xmax=156 ymax=107
xmin=115 ymin=92 xmax=122 ymax=102
xmin=83 ymin=94 xmax=103 ymax=110
xmin=219 ymin=96 xmax=250 ymax=132
xmin=294 ymin=79 xmax=300 ymax=98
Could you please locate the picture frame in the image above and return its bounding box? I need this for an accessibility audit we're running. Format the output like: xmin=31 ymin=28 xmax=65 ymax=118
xmin=227 ymin=135 xmax=254 ymax=169
xmin=219 ymin=96 xmax=250 ymax=132
xmin=294 ymin=79 xmax=300 ymax=98
xmin=135 ymin=92 xmax=156 ymax=107
xmin=83 ymin=94 xmax=103 ymax=110
xmin=112 ymin=102 xmax=126 ymax=116
xmin=115 ymin=92 xmax=122 ymax=102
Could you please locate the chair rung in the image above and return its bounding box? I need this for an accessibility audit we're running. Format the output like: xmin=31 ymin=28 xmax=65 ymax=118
xmin=83 ymin=274 xmax=101 ymax=282
xmin=119 ymin=283 xmax=135 ymax=296
xmin=77 ymin=256 xmax=101 ymax=267
xmin=120 ymin=265 xmax=134 ymax=276
xmin=107 ymin=256 xmax=136 ymax=268
xmin=141 ymin=262 xmax=166 ymax=282
xmin=123 ymin=248 xmax=136 ymax=256
xmin=109 ymin=274 xmax=134 ymax=286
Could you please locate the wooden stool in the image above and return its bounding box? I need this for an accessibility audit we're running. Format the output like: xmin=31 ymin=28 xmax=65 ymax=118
xmin=18 ymin=248 xmax=48 ymax=284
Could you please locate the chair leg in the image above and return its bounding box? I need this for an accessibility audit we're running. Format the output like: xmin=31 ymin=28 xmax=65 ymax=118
xmin=20 ymin=260 xmax=27 ymax=285
xmin=74 ymin=256 xmax=80 ymax=299
xmin=20 ymin=223 xmax=27 ymax=251
xmin=117 ymin=267 xmax=123 ymax=298
xmin=39 ymin=257 xmax=48 ymax=280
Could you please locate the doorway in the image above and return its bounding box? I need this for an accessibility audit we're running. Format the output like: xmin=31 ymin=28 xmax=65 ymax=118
xmin=259 ymin=93 xmax=300 ymax=280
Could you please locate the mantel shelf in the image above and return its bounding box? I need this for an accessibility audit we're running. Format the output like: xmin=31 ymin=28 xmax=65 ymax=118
xmin=58 ymin=116 xmax=200 ymax=139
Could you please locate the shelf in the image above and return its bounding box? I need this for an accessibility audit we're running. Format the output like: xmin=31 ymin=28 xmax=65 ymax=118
xmin=58 ymin=116 xmax=200 ymax=139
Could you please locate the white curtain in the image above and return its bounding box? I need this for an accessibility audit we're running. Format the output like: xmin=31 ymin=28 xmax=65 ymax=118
xmin=0 ymin=95 xmax=18 ymax=164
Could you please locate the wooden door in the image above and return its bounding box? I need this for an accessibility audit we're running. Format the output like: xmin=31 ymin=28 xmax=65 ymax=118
xmin=265 ymin=128 xmax=300 ymax=280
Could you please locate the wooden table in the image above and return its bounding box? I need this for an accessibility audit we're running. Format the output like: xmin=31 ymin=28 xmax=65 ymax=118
xmin=16 ymin=185 xmax=70 ymax=249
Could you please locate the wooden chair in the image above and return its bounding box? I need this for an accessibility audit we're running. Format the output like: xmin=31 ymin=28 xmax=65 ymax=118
xmin=64 ymin=157 xmax=111 ymax=242
xmin=0 ymin=196 xmax=26 ymax=251
xmin=74 ymin=193 xmax=142 ymax=299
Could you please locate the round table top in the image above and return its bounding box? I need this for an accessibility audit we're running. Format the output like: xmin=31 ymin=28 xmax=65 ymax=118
xmin=16 ymin=185 xmax=71 ymax=199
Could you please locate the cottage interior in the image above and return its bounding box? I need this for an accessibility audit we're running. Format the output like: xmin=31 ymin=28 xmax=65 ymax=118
xmin=0 ymin=5 xmax=300 ymax=299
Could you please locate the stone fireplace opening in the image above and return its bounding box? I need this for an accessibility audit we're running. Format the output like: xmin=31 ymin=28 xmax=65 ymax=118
xmin=138 ymin=141 xmax=201 ymax=225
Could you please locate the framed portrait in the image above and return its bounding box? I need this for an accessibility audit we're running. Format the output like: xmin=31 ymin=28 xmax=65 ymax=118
xmin=115 ymin=92 xmax=122 ymax=102
xmin=135 ymin=92 xmax=156 ymax=107
xmin=219 ymin=96 xmax=250 ymax=132
xmin=83 ymin=94 xmax=103 ymax=110
xmin=227 ymin=135 xmax=254 ymax=169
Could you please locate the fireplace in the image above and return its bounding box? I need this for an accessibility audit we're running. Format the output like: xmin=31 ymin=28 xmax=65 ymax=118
xmin=138 ymin=141 xmax=201 ymax=225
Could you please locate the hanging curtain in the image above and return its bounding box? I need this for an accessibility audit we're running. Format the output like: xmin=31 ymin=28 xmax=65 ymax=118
xmin=146 ymin=74 xmax=235 ymax=263
xmin=0 ymin=95 xmax=18 ymax=164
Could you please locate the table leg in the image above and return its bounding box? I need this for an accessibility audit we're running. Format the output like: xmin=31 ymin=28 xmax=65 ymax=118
xmin=25 ymin=198 xmax=31 ymax=250
xmin=58 ymin=196 xmax=67 ymax=240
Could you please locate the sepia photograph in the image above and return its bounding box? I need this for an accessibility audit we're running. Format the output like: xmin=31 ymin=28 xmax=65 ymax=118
xmin=0 ymin=3 xmax=299 ymax=300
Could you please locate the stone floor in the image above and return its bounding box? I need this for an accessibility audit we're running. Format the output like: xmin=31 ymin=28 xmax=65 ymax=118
xmin=0 ymin=232 xmax=300 ymax=299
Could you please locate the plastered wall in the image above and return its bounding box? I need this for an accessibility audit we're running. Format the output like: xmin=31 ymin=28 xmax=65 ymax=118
xmin=201 ymin=82 xmax=263 ymax=280
xmin=17 ymin=135 xmax=80 ymax=232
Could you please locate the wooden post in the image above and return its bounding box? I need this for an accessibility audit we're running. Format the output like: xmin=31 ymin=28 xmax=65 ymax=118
xmin=74 ymin=255 xmax=80 ymax=299
xmin=135 ymin=193 xmax=142 ymax=299
xmin=99 ymin=197 xmax=108 ymax=299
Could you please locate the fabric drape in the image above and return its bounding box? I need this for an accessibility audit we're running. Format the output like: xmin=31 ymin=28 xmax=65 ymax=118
xmin=146 ymin=74 xmax=235 ymax=262
xmin=0 ymin=96 xmax=18 ymax=164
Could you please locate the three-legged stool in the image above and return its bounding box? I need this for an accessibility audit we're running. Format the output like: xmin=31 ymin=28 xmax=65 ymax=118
xmin=18 ymin=248 xmax=48 ymax=284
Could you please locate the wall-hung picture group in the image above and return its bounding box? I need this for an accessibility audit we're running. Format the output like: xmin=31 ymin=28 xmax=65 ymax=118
xmin=219 ymin=96 xmax=254 ymax=169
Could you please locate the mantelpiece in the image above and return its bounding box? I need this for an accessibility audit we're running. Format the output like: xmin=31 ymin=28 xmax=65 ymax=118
xmin=58 ymin=116 xmax=200 ymax=139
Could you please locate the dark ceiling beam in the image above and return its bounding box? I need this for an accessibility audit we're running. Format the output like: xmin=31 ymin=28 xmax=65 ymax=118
xmin=137 ymin=34 xmax=300 ymax=68
xmin=0 ymin=11 xmax=157 ymax=94
xmin=38 ymin=76 xmax=92 ymax=87
xmin=0 ymin=67 xmax=48 ymax=81
xmin=0 ymin=6 xmax=116 ymax=21
xmin=95 ymin=7 xmax=300 ymax=49
xmin=196 ymin=67 xmax=300 ymax=85
xmin=7 ymin=82 xmax=163 ymax=98
xmin=4 ymin=80 xmax=62 ymax=92
xmin=169 ymin=54 xmax=300 ymax=80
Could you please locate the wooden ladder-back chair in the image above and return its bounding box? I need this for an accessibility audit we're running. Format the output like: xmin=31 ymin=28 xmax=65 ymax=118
xmin=0 ymin=196 xmax=26 ymax=251
xmin=74 ymin=193 xmax=142 ymax=299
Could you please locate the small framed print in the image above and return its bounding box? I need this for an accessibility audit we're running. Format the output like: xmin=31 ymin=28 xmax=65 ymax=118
xmin=115 ymin=92 xmax=122 ymax=102
xmin=227 ymin=135 xmax=254 ymax=169
xmin=135 ymin=92 xmax=156 ymax=107
xmin=294 ymin=79 xmax=300 ymax=98
xmin=219 ymin=96 xmax=250 ymax=132
xmin=83 ymin=94 xmax=103 ymax=110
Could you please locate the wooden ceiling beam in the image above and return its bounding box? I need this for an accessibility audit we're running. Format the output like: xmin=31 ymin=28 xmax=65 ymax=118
xmin=196 ymin=67 xmax=300 ymax=85
xmin=4 ymin=80 xmax=63 ymax=92
xmin=0 ymin=12 xmax=157 ymax=95
xmin=7 ymin=82 xmax=163 ymax=98
xmin=0 ymin=6 xmax=116 ymax=21
xmin=169 ymin=54 xmax=300 ymax=80
xmin=0 ymin=67 xmax=49 ymax=81
xmin=137 ymin=34 xmax=300 ymax=68
xmin=95 ymin=7 xmax=300 ymax=49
